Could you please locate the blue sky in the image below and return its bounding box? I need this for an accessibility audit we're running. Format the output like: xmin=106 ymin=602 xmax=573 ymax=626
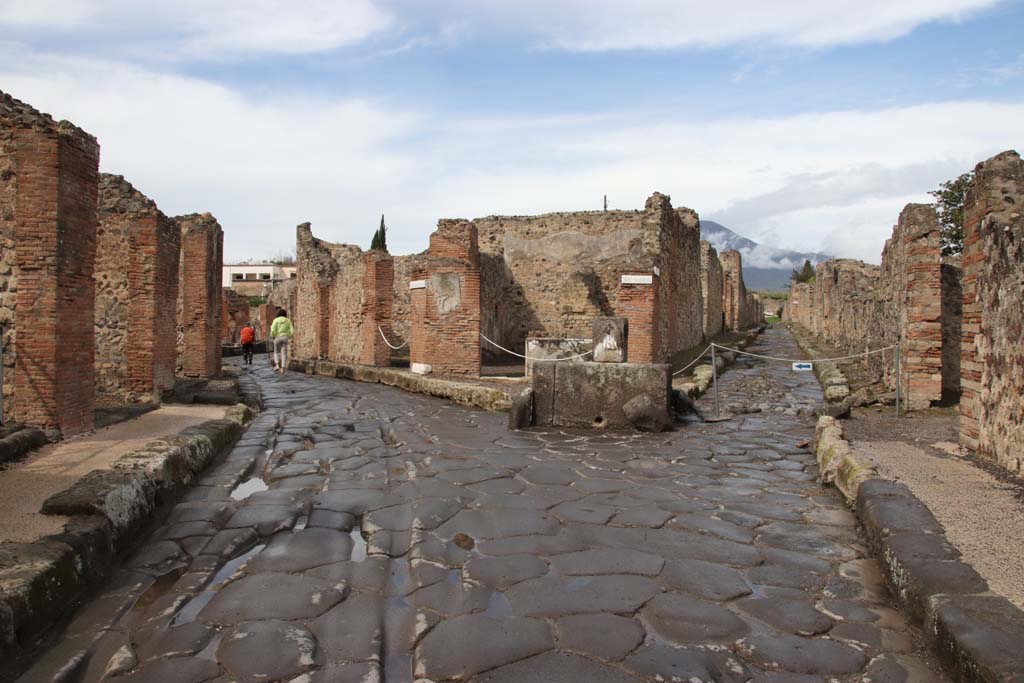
xmin=2 ymin=0 xmax=1022 ymax=265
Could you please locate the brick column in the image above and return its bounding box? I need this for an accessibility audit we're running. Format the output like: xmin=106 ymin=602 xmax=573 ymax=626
xmin=12 ymin=122 xmax=99 ymax=435
xmin=126 ymin=213 xmax=179 ymax=400
xmin=897 ymin=204 xmax=943 ymax=410
xmin=408 ymin=221 xmax=481 ymax=376
xmin=619 ymin=272 xmax=660 ymax=363
xmin=258 ymin=302 xmax=273 ymax=341
xmin=359 ymin=251 xmax=394 ymax=366
xmin=177 ymin=214 xmax=223 ymax=378
xmin=317 ymin=285 xmax=331 ymax=359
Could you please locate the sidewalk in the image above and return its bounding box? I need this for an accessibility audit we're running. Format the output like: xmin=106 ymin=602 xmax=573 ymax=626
xmin=0 ymin=404 xmax=226 ymax=544
xmin=843 ymin=405 xmax=1024 ymax=609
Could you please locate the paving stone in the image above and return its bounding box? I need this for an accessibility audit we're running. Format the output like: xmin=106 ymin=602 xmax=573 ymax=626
xmin=218 ymin=620 xmax=316 ymax=680
xmin=224 ymin=504 xmax=302 ymax=536
xmin=736 ymin=633 xmax=867 ymax=675
xmin=135 ymin=621 xmax=216 ymax=662
xmin=608 ymin=506 xmax=674 ymax=528
xmin=659 ymin=558 xmax=752 ymax=601
xmin=476 ymin=531 xmax=589 ymax=557
xmin=434 ymin=508 xmax=558 ymax=539
xmin=199 ymin=527 xmax=259 ymax=559
xmin=308 ymin=593 xmax=383 ymax=664
xmin=364 ymin=498 xmax=465 ymax=532
xmin=112 ymin=657 xmax=222 ymax=683
xmin=406 ymin=576 xmax=492 ymax=616
xmin=505 ymin=574 xmax=660 ymax=617
xmin=245 ymin=528 xmax=354 ymax=572
xmin=737 ymin=597 xmax=833 ymax=636
xmin=642 ymin=592 xmax=749 ymax=643
xmin=301 ymin=662 xmax=381 ymax=683
xmin=414 ymin=614 xmax=554 ymax=680
xmin=520 ymin=465 xmax=579 ymax=486
xmin=555 ymin=613 xmax=645 ymax=662
xmin=198 ymin=573 xmax=345 ymax=624
xmin=550 ymin=548 xmax=665 ymax=576
xmin=307 ymin=508 xmax=356 ymax=530
xmin=623 ymin=641 xmax=724 ymax=682
xmin=549 ymin=500 xmax=617 ymax=525
xmin=476 ymin=650 xmax=644 ymax=682
xmin=464 ymin=554 xmax=549 ymax=588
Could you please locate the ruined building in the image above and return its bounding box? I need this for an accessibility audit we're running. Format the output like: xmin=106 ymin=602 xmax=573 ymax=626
xmin=721 ymin=250 xmax=764 ymax=332
xmin=960 ymin=151 xmax=1024 ymax=476
xmin=95 ymin=174 xmax=181 ymax=405
xmin=2 ymin=90 xmax=225 ymax=435
xmin=1 ymin=92 xmax=100 ymax=435
xmin=784 ymin=204 xmax=952 ymax=410
xmin=222 ymin=288 xmax=251 ymax=345
xmin=291 ymin=193 xmax=762 ymax=378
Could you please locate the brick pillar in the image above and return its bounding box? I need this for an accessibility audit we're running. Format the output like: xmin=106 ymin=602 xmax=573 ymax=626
xmin=897 ymin=204 xmax=943 ymax=410
xmin=360 ymin=252 xmax=394 ymax=366
xmin=177 ymin=214 xmax=223 ymax=378
xmin=619 ymin=272 xmax=660 ymax=363
xmin=126 ymin=214 xmax=179 ymax=400
xmin=316 ymin=285 xmax=331 ymax=359
xmin=408 ymin=221 xmax=481 ymax=376
xmin=12 ymin=122 xmax=99 ymax=435
xmin=258 ymin=303 xmax=273 ymax=341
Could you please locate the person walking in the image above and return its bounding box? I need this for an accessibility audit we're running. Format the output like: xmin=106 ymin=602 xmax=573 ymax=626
xmin=239 ymin=322 xmax=256 ymax=364
xmin=270 ymin=309 xmax=294 ymax=373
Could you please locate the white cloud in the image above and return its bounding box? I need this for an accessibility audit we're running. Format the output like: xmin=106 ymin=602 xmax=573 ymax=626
xmin=387 ymin=0 xmax=1002 ymax=51
xmin=0 ymin=0 xmax=392 ymax=57
xmin=1 ymin=49 xmax=1019 ymax=264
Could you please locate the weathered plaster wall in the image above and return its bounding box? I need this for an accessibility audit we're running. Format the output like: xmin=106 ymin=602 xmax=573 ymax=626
xmin=472 ymin=193 xmax=703 ymax=362
xmin=960 ymin=150 xmax=1024 ymax=476
xmin=700 ymin=240 xmax=724 ymax=338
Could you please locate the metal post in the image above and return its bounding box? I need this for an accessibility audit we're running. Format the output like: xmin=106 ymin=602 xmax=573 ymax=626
xmin=895 ymin=337 xmax=901 ymax=418
xmin=711 ymin=344 xmax=720 ymax=418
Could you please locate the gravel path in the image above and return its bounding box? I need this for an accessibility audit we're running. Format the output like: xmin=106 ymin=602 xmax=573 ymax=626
xmin=845 ymin=408 xmax=1024 ymax=610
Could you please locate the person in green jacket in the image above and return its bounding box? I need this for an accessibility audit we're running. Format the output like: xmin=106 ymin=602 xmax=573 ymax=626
xmin=269 ymin=309 xmax=294 ymax=373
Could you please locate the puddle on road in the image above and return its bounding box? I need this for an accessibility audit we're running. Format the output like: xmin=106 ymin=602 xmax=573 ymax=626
xmin=170 ymin=544 xmax=266 ymax=626
xmin=230 ymin=476 xmax=268 ymax=501
xmin=350 ymin=528 xmax=368 ymax=562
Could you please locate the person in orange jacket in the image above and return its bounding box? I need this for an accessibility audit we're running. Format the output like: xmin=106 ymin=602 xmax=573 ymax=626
xmin=240 ymin=322 xmax=256 ymax=364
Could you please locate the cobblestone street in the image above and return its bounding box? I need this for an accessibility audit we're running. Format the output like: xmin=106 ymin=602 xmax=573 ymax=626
xmin=19 ymin=328 xmax=947 ymax=682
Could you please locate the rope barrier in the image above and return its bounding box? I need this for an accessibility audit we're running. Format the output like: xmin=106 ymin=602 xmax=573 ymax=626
xmin=480 ymin=333 xmax=594 ymax=362
xmin=671 ymin=344 xmax=713 ymax=376
xmin=710 ymin=342 xmax=897 ymax=364
xmin=378 ymin=326 xmax=408 ymax=350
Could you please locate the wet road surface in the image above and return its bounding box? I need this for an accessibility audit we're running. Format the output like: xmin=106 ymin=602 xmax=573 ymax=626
xmin=18 ymin=327 xmax=947 ymax=682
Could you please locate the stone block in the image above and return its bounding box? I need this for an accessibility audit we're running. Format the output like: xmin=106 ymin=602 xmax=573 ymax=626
xmin=532 ymin=361 xmax=671 ymax=430
xmin=524 ymin=337 xmax=591 ymax=376
xmin=41 ymin=470 xmax=156 ymax=545
xmin=591 ymin=317 xmax=628 ymax=363
xmin=507 ymin=388 xmax=534 ymax=430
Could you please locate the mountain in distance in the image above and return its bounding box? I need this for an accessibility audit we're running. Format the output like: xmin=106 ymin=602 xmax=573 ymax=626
xmin=699 ymin=220 xmax=832 ymax=291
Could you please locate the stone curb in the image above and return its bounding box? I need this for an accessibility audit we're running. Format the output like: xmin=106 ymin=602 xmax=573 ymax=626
xmin=813 ymin=415 xmax=1024 ymax=682
xmin=0 ymin=427 xmax=50 ymax=467
xmin=0 ymin=404 xmax=253 ymax=664
xmin=674 ymin=325 xmax=765 ymax=399
xmin=290 ymin=359 xmax=513 ymax=412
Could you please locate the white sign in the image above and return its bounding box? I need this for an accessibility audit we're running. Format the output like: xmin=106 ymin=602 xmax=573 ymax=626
xmin=792 ymin=362 xmax=813 ymax=372
xmin=409 ymin=279 xmax=426 ymax=290
xmin=621 ymin=274 xmax=653 ymax=285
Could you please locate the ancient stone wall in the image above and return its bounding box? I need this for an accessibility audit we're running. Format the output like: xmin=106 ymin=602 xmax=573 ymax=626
xmin=409 ymin=220 xmax=481 ymax=375
xmin=700 ymin=240 xmax=724 ymax=338
xmin=473 ymin=193 xmax=703 ymax=362
xmin=176 ymin=213 xmax=223 ymax=378
xmin=0 ymin=96 xmax=18 ymax=423
xmin=1 ymin=91 xmax=99 ymax=435
xmin=222 ymin=288 xmax=250 ymax=344
xmin=721 ymin=250 xmax=760 ymax=332
xmin=941 ymin=260 xmax=962 ymax=399
xmin=784 ymin=204 xmax=947 ymax=409
xmin=960 ymin=150 xmax=1024 ymax=476
xmin=293 ymin=223 xmax=394 ymax=366
xmin=96 ymin=174 xmax=180 ymax=405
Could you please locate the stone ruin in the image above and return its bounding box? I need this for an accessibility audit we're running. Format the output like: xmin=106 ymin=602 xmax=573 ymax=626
xmin=291 ymin=192 xmax=762 ymax=380
xmin=1 ymin=90 xmax=225 ymax=435
xmin=785 ymin=150 xmax=1024 ymax=478
xmin=95 ymin=174 xmax=181 ymax=406
xmin=784 ymin=203 xmax=953 ymax=410
xmin=222 ymin=288 xmax=251 ymax=344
